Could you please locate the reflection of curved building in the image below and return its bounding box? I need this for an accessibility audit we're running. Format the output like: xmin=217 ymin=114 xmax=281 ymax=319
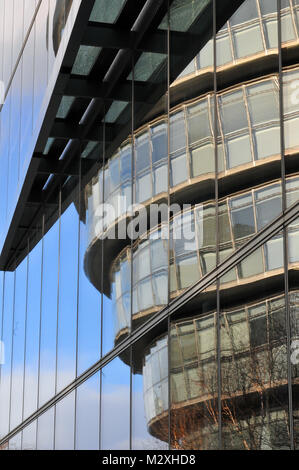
xmin=82 ymin=0 xmax=299 ymax=449
xmin=144 ymin=291 xmax=299 ymax=449
xmin=85 ymin=68 xmax=299 ymax=297
xmin=0 ymin=0 xmax=299 ymax=453
xmin=110 ymin=177 xmax=298 ymax=342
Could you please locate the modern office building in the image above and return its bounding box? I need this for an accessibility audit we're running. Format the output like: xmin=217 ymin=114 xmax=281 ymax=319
xmin=0 ymin=0 xmax=298 ymax=450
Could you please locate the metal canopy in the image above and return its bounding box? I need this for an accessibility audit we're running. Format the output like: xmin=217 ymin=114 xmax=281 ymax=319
xmin=0 ymin=0 xmax=246 ymax=270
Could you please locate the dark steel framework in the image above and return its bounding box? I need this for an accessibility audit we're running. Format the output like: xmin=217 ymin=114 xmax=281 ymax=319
xmin=0 ymin=0 xmax=245 ymax=271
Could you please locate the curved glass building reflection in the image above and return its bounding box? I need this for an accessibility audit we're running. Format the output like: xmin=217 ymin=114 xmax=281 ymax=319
xmin=144 ymin=291 xmax=299 ymax=449
xmin=1 ymin=0 xmax=299 ymax=452
xmin=86 ymin=69 xmax=299 ymax=245
xmin=110 ymin=179 xmax=299 ymax=341
xmin=82 ymin=0 xmax=299 ymax=450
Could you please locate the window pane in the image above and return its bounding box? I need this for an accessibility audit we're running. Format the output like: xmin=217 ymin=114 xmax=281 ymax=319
xmin=255 ymin=185 xmax=282 ymax=231
xmin=37 ymin=408 xmax=54 ymax=450
xmin=55 ymin=391 xmax=75 ymax=450
xmin=132 ymin=338 xmax=168 ymax=449
xmin=254 ymin=127 xmax=280 ymax=160
xmin=220 ymin=236 xmax=290 ymax=449
xmin=232 ymin=25 xmax=264 ymax=59
xmin=191 ymin=143 xmax=214 ymax=177
xmin=247 ymin=81 xmax=279 ymax=125
xmin=170 ymin=112 xmax=186 ymax=153
xmin=216 ymin=35 xmax=233 ymax=66
xmin=170 ymin=292 xmax=218 ymax=450
xmin=143 ymin=337 xmax=169 ymax=445
xmin=56 ymin=203 xmax=79 ymax=392
xmin=10 ymin=257 xmax=27 ymax=431
xmin=238 ymin=247 xmax=264 ymax=278
xmin=219 ymin=90 xmax=248 ymax=134
xmin=39 ymin=217 xmax=59 ymax=407
xmin=22 ymin=422 xmax=36 ymax=450
xmin=230 ymin=194 xmax=255 ymax=240
xmin=265 ymin=236 xmax=284 ymax=271
xmin=23 ymin=230 xmax=42 ymax=420
xmin=230 ymin=1 xmax=259 ymax=25
xmin=76 ymin=373 xmax=100 ymax=450
xmin=136 ymin=133 xmax=150 ymax=173
xmin=0 ymin=272 xmax=15 ymax=439
xmin=260 ymin=0 xmax=277 ymax=15
xmin=9 ymin=432 xmax=22 ymax=451
xmin=171 ymin=153 xmax=188 ymax=186
xmin=151 ymin=123 xmax=167 ymax=164
xmin=77 ymin=216 xmax=101 ymax=375
xmin=101 ymin=358 xmax=130 ymax=449
xmin=187 ymin=100 xmax=211 ymax=144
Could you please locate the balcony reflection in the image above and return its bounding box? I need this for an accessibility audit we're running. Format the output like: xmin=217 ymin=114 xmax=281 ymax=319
xmin=143 ymin=291 xmax=299 ymax=449
xmin=109 ymin=177 xmax=299 ymax=341
xmin=178 ymin=0 xmax=299 ymax=80
xmin=86 ymin=69 xmax=299 ymax=246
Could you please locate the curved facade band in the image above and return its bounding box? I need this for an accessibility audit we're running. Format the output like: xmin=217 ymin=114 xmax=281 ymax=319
xmin=86 ymin=67 xmax=299 ymax=247
xmin=111 ymin=176 xmax=299 ymax=341
xmin=179 ymin=0 xmax=299 ymax=79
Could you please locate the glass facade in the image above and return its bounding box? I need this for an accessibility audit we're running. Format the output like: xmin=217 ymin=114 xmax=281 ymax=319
xmin=0 ymin=0 xmax=299 ymax=451
xmin=0 ymin=0 xmax=80 ymax=251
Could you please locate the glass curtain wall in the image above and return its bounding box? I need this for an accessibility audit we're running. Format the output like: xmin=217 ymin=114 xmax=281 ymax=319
xmin=219 ymin=224 xmax=297 ymax=450
xmin=218 ymin=0 xmax=288 ymax=451
xmin=288 ymin=217 xmax=299 ymax=450
xmin=283 ymin=0 xmax=299 ymax=450
xmin=0 ymin=0 xmax=78 ymax=254
xmin=131 ymin=0 xmax=169 ymax=450
xmin=168 ymin=0 xmax=215 ymax=450
xmin=1 ymin=0 xmax=299 ymax=451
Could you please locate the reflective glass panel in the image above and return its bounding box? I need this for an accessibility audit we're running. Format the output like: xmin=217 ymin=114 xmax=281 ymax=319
xmin=75 ymin=372 xmax=100 ymax=450
xmin=220 ymin=233 xmax=290 ymax=449
xmin=101 ymin=357 xmax=130 ymax=450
